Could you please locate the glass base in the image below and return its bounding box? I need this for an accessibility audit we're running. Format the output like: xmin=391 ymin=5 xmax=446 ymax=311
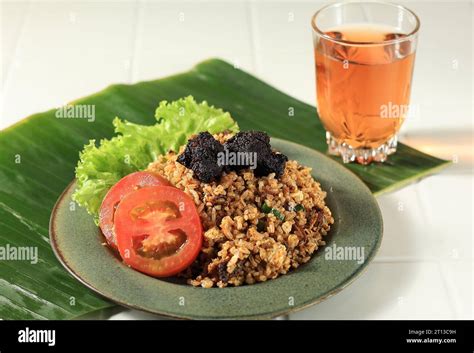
xmin=326 ymin=132 xmax=398 ymax=165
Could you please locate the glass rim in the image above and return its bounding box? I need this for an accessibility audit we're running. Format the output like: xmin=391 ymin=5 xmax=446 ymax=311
xmin=311 ymin=1 xmax=420 ymax=46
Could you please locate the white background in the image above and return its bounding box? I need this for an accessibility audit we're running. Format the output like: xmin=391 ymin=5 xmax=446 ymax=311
xmin=1 ymin=0 xmax=472 ymax=320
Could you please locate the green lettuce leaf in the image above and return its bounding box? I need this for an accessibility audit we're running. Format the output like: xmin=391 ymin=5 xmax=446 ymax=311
xmin=72 ymin=96 xmax=239 ymax=222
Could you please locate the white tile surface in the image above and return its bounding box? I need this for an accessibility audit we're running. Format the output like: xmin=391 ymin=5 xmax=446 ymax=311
xmin=290 ymin=262 xmax=455 ymax=320
xmin=375 ymin=175 xmax=473 ymax=261
xmin=1 ymin=1 xmax=137 ymax=127
xmin=416 ymin=175 xmax=473 ymax=260
xmin=0 ymin=0 xmax=29 ymax=87
xmin=0 ymin=0 xmax=472 ymax=320
xmin=401 ymin=1 xmax=473 ymax=132
xmin=132 ymin=0 xmax=255 ymax=82
xmin=250 ymin=1 xmax=323 ymax=105
xmin=439 ymin=260 xmax=473 ymax=319
xmin=375 ymin=184 xmax=428 ymax=261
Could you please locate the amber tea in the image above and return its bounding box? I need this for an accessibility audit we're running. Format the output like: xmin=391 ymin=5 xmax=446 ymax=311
xmin=312 ymin=2 xmax=420 ymax=164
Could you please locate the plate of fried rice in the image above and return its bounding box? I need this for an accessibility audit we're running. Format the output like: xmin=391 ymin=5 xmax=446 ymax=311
xmin=50 ymin=133 xmax=383 ymax=319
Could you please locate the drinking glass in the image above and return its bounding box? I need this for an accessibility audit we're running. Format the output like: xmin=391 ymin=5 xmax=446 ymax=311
xmin=312 ymin=1 xmax=420 ymax=164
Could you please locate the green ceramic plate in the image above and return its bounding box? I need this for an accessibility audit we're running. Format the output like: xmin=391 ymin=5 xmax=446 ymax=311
xmin=49 ymin=138 xmax=383 ymax=319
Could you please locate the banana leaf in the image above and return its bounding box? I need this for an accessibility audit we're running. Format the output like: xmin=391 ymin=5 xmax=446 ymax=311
xmin=0 ymin=58 xmax=449 ymax=319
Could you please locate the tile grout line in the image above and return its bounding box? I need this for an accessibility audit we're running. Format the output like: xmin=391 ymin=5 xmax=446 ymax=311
xmin=373 ymin=257 xmax=469 ymax=319
xmin=436 ymin=261 xmax=460 ymax=319
xmin=373 ymin=258 xmax=439 ymax=263
xmin=129 ymin=0 xmax=144 ymax=84
xmin=246 ymin=0 xmax=261 ymax=74
xmin=413 ymin=181 xmax=433 ymax=227
xmin=373 ymin=257 xmax=473 ymax=263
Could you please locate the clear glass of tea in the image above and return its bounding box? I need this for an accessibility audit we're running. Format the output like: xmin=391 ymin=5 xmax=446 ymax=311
xmin=312 ymin=2 xmax=420 ymax=164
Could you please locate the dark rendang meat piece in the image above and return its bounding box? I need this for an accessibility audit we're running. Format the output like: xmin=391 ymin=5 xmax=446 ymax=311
xmin=224 ymin=131 xmax=288 ymax=177
xmin=177 ymin=132 xmax=224 ymax=183
xmin=177 ymin=131 xmax=288 ymax=182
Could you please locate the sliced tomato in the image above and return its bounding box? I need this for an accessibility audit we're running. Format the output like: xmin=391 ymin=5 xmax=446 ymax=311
xmin=99 ymin=171 xmax=171 ymax=249
xmin=113 ymin=186 xmax=202 ymax=277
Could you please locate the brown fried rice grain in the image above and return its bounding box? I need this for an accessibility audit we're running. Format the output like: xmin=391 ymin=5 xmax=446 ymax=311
xmin=147 ymin=132 xmax=334 ymax=288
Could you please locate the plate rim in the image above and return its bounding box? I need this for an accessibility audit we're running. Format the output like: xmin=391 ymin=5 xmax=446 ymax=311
xmin=49 ymin=137 xmax=383 ymax=320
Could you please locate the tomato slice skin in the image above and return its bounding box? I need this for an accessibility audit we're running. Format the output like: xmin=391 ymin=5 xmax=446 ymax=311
xmin=114 ymin=186 xmax=203 ymax=277
xmin=99 ymin=171 xmax=171 ymax=249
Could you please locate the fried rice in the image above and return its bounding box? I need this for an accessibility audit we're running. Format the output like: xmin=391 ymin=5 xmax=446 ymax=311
xmin=147 ymin=132 xmax=334 ymax=288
